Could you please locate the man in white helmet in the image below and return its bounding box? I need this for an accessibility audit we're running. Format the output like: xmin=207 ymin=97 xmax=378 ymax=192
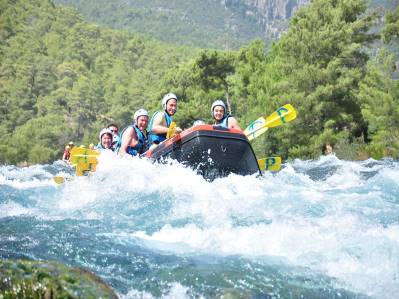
xmin=148 ymin=92 xmax=182 ymax=145
xmin=211 ymin=100 xmax=242 ymax=131
xmin=119 ymin=108 xmax=149 ymax=156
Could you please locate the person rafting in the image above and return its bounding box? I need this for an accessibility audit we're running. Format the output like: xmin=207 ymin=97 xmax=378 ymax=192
xmin=148 ymin=92 xmax=182 ymax=145
xmin=62 ymin=145 xmax=71 ymax=163
xmin=107 ymin=123 xmax=120 ymax=151
xmin=96 ymin=128 xmax=114 ymax=151
xmin=192 ymin=119 xmax=206 ymax=127
xmin=119 ymin=108 xmax=149 ymax=156
xmin=211 ymin=100 xmax=242 ymax=131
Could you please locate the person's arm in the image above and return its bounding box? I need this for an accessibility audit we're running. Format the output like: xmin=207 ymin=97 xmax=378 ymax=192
xmin=151 ymin=112 xmax=183 ymax=136
xmin=151 ymin=112 xmax=169 ymax=135
xmin=228 ymin=117 xmax=242 ymax=131
xmin=119 ymin=127 xmax=137 ymax=155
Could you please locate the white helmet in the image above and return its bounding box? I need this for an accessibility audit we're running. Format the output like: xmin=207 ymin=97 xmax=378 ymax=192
xmin=134 ymin=108 xmax=149 ymax=124
xmin=99 ymin=128 xmax=113 ymax=142
xmin=211 ymin=100 xmax=227 ymax=117
xmin=162 ymin=93 xmax=178 ymax=110
xmin=193 ymin=119 xmax=206 ymax=126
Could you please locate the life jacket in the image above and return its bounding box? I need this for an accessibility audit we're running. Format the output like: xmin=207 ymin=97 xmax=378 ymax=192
xmin=63 ymin=150 xmax=70 ymax=161
xmin=95 ymin=143 xmax=114 ymax=152
xmin=125 ymin=125 xmax=148 ymax=156
xmin=148 ymin=111 xmax=172 ymax=144
xmin=214 ymin=115 xmax=230 ymax=129
xmin=111 ymin=134 xmax=120 ymax=151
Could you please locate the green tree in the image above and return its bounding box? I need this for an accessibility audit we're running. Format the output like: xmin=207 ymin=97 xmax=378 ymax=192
xmin=257 ymin=0 xmax=379 ymax=159
xmin=382 ymin=5 xmax=399 ymax=43
xmin=359 ymin=50 xmax=399 ymax=158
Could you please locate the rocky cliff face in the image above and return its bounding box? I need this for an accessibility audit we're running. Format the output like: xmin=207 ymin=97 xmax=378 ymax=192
xmin=222 ymin=0 xmax=310 ymax=39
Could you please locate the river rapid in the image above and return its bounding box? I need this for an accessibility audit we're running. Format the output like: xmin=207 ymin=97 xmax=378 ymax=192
xmin=1 ymin=154 xmax=398 ymax=298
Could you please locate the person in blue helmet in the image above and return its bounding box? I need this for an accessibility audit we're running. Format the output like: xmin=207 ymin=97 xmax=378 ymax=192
xmin=96 ymin=128 xmax=114 ymax=151
xmin=119 ymin=108 xmax=149 ymax=156
xmin=211 ymin=100 xmax=242 ymax=131
xmin=148 ymin=93 xmax=182 ymax=145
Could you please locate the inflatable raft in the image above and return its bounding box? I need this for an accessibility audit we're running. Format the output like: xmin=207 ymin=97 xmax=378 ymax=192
xmin=144 ymin=125 xmax=261 ymax=180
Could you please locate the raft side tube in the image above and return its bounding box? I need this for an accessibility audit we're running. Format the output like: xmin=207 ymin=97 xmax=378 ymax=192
xmin=145 ymin=125 xmax=261 ymax=179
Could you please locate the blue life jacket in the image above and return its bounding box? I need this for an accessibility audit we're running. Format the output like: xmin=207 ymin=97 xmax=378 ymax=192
xmin=214 ymin=115 xmax=230 ymax=128
xmin=125 ymin=125 xmax=148 ymax=156
xmin=148 ymin=111 xmax=172 ymax=144
xmin=111 ymin=134 xmax=120 ymax=151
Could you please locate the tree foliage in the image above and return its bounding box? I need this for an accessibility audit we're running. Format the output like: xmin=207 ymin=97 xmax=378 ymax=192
xmin=1 ymin=0 xmax=399 ymax=165
xmin=54 ymin=0 xmax=265 ymax=49
xmin=0 ymin=0 xmax=194 ymax=164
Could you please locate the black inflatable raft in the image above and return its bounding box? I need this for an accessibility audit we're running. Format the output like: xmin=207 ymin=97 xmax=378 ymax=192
xmin=144 ymin=125 xmax=260 ymax=180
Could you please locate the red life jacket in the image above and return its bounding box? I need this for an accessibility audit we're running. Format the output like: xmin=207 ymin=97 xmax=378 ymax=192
xmin=63 ymin=150 xmax=70 ymax=161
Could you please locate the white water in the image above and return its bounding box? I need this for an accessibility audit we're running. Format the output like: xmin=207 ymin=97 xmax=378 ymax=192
xmin=1 ymin=154 xmax=398 ymax=298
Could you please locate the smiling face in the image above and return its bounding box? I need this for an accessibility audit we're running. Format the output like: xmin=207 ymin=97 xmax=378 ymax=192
xmin=213 ymin=105 xmax=225 ymax=121
xmin=136 ymin=115 xmax=149 ymax=131
xmin=101 ymin=133 xmax=112 ymax=149
xmin=108 ymin=125 xmax=118 ymax=135
xmin=166 ymin=99 xmax=177 ymax=116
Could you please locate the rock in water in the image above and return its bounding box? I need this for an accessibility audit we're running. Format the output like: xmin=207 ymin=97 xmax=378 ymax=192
xmin=0 ymin=259 xmax=117 ymax=298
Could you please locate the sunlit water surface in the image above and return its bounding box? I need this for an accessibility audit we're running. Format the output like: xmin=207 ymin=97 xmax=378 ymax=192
xmin=1 ymin=154 xmax=398 ymax=298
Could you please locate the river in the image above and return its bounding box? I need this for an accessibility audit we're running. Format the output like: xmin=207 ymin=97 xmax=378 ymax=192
xmin=1 ymin=154 xmax=398 ymax=298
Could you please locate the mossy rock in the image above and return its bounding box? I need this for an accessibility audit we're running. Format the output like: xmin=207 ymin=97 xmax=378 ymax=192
xmin=0 ymin=259 xmax=117 ymax=299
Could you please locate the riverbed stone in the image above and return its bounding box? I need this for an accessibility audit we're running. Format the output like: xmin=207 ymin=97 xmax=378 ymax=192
xmin=0 ymin=259 xmax=117 ymax=298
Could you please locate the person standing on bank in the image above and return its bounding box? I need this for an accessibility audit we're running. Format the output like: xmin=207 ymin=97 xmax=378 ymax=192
xmin=148 ymin=93 xmax=182 ymax=145
xmin=119 ymin=109 xmax=149 ymax=156
xmin=211 ymin=100 xmax=242 ymax=131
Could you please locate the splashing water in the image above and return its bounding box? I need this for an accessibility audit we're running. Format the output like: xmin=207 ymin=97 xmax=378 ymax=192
xmin=1 ymin=154 xmax=398 ymax=298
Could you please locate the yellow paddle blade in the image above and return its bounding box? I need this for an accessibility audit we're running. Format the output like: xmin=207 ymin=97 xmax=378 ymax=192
xmin=70 ymin=147 xmax=99 ymax=176
xmin=257 ymin=156 xmax=282 ymax=172
xmin=53 ymin=176 xmax=74 ymax=184
xmin=264 ymin=104 xmax=297 ymax=128
xmin=53 ymin=176 xmax=65 ymax=184
xmin=166 ymin=122 xmax=176 ymax=139
xmin=244 ymin=104 xmax=297 ymax=141
xmin=70 ymin=147 xmax=99 ymax=162
xmin=244 ymin=116 xmax=267 ymax=141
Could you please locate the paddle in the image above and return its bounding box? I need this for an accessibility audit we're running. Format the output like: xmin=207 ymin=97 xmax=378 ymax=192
xmin=53 ymin=176 xmax=73 ymax=184
xmin=244 ymin=104 xmax=297 ymax=141
xmin=53 ymin=176 xmax=66 ymax=184
xmin=257 ymin=156 xmax=282 ymax=172
xmin=70 ymin=147 xmax=100 ymax=176
xmin=166 ymin=121 xmax=177 ymax=139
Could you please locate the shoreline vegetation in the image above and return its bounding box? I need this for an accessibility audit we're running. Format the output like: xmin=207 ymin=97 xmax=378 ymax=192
xmin=0 ymin=0 xmax=398 ymax=166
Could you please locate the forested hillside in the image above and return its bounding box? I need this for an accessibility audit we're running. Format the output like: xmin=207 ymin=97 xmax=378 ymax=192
xmin=54 ymin=0 xmax=398 ymax=49
xmin=54 ymin=0 xmax=267 ymax=49
xmin=164 ymin=1 xmax=399 ymax=160
xmin=0 ymin=0 xmax=195 ymax=164
xmin=1 ymin=0 xmax=398 ymax=165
